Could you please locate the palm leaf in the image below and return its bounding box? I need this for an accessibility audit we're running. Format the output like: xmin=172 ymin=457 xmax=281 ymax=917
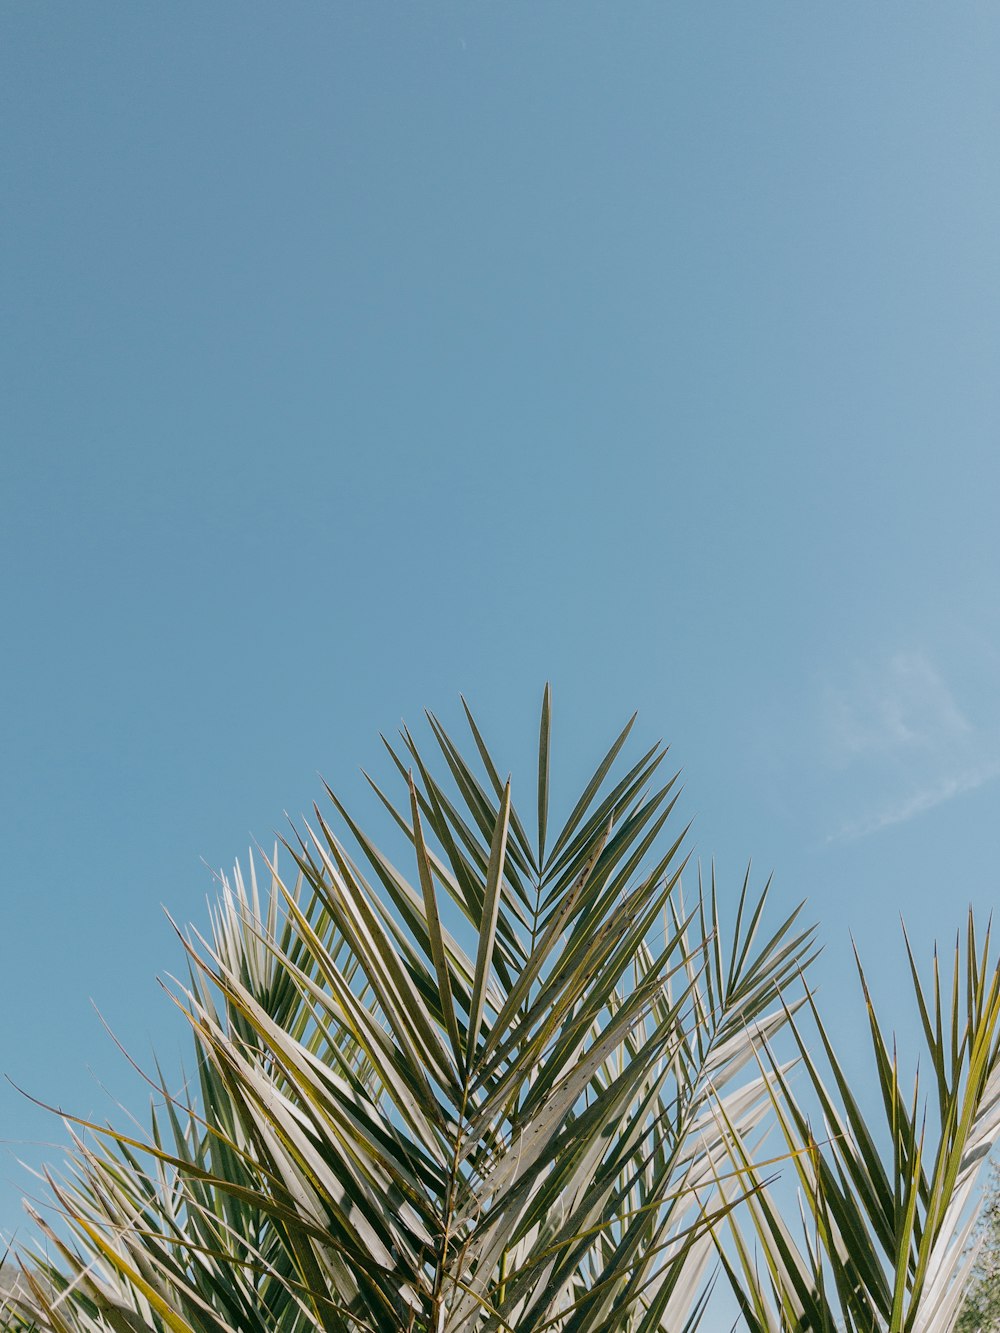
xmin=6 ymin=689 xmax=815 ymax=1333
xmin=719 ymin=911 xmax=1000 ymax=1332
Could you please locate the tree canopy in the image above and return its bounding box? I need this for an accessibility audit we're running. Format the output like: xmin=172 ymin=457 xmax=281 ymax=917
xmin=2 ymin=691 xmax=999 ymax=1333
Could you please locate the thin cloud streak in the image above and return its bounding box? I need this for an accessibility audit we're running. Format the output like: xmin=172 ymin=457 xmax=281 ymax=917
xmin=828 ymin=759 xmax=1000 ymax=843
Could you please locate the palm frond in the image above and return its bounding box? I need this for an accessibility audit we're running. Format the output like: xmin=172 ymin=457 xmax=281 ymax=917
xmin=718 ymin=914 xmax=1000 ymax=1333
xmin=6 ymin=690 xmax=816 ymax=1333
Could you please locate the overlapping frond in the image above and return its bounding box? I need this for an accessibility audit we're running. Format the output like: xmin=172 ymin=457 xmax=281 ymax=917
xmin=3 ymin=691 xmax=816 ymax=1333
xmin=717 ymin=916 xmax=1000 ymax=1333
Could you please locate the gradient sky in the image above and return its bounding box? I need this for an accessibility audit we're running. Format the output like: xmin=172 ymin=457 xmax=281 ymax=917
xmin=3 ymin=1 xmax=1000 ymax=1281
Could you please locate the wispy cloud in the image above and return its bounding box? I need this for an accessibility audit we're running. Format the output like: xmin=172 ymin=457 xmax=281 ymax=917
xmin=822 ymin=650 xmax=998 ymax=842
xmin=824 ymin=651 xmax=971 ymax=763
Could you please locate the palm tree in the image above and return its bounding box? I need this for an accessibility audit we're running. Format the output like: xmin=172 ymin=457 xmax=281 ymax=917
xmin=1 ymin=689 xmax=815 ymax=1332
xmin=715 ymin=918 xmax=1000 ymax=1333
xmin=956 ymin=1162 xmax=1000 ymax=1332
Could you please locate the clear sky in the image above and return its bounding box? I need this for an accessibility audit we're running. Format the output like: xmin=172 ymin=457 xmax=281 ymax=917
xmin=3 ymin=0 xmax=1000 ymax=1268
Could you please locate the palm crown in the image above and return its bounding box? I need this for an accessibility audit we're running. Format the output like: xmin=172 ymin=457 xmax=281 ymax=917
xmin=4 ymin=690 xmax=1000 ymax=1333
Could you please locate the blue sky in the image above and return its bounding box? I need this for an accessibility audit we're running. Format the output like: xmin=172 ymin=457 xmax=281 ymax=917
xmin=3 ymin=0 xmax=1000 ymax=1263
